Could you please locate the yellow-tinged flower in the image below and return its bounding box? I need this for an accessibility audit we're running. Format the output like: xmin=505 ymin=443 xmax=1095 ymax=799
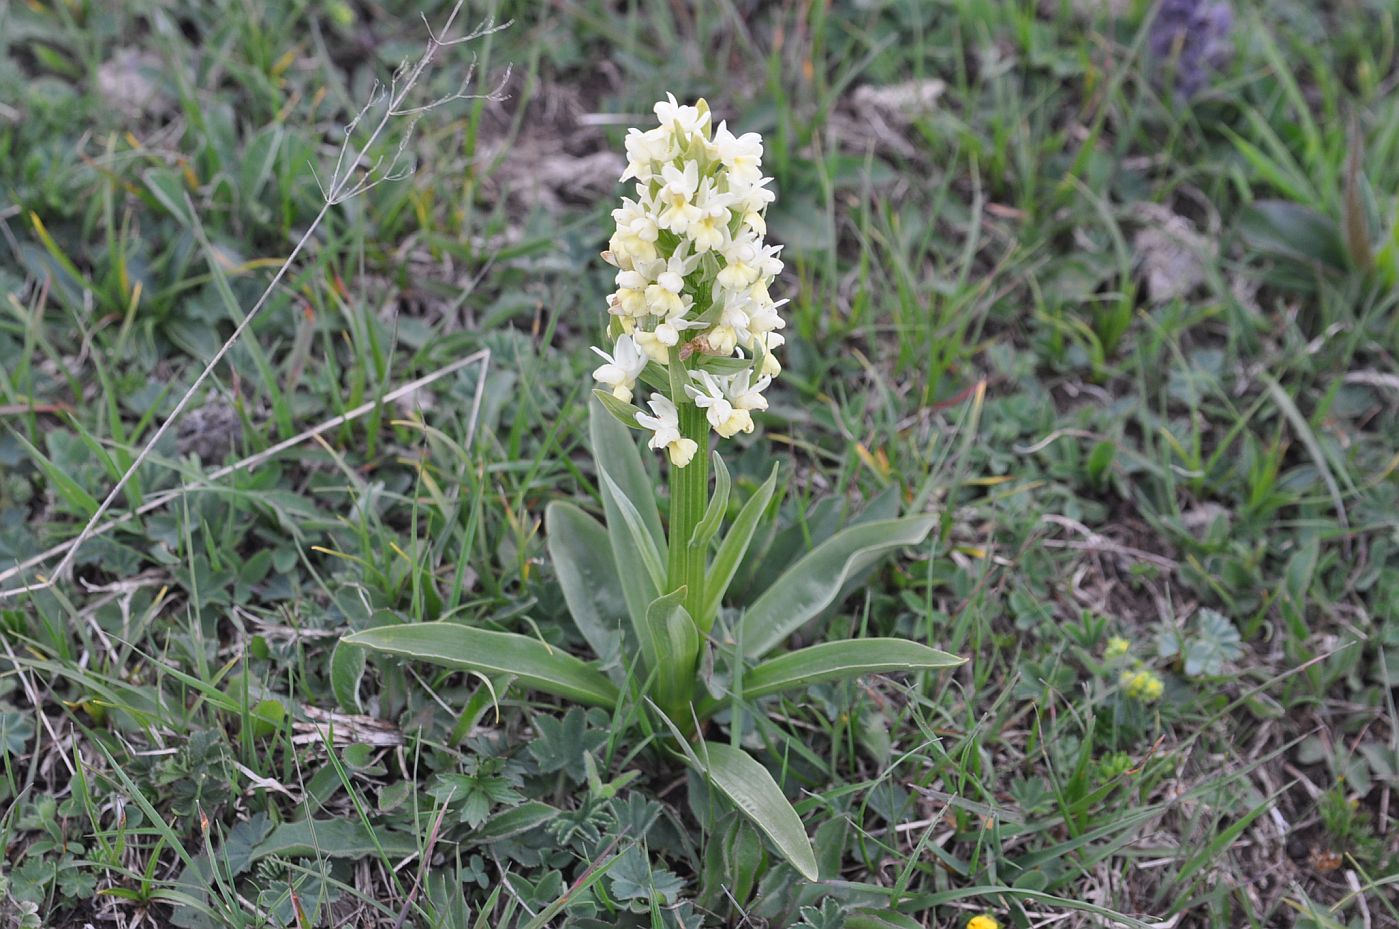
xmin=597 ymin=94 xmax=785 ymax=461
xmin=591 ymin=334 xmax=648 ymax=404
xmin=1105 ymin=636 xmax=1131 ymax=659
xmin=1120 ymin=668 xmax=1164 ymax=702
xmin=633 ymin=330 xmax=670 ymax=364
xmin=636 ymin=394 xmax=699 ymax=468
xmin=686 ymin=372 xmax=754 ymax=438
xmin=967 ymin=915 xmax=1000 ymax=929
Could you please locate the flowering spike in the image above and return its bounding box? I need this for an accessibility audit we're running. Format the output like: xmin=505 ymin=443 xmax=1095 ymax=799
xmin=590 ymin=94 xmax=785 ymax=468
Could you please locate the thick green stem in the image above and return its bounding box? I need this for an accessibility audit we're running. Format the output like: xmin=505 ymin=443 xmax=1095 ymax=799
xmin=667 ymin=399 xmax=709 ymax=638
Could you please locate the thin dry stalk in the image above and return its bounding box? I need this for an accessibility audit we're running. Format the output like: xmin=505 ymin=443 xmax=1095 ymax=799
xmin=0 ymin=349 xmax=489 ymax=591
xmin=0 ymin=3 xmax=509 ymax=600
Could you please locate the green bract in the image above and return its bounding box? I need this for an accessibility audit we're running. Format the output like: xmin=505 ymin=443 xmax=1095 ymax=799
xmin=345 ymin=96 xmax=964 ymax=882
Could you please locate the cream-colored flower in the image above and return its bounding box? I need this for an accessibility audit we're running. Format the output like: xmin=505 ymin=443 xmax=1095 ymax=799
xmin=633 ymin=329 xmax=670 ymax=364
xmin=636 ymin=393 xmax=698 ymax=467
xmin=658 ymin=161 xmax=702 ymax=234
xmin=717 ymin=233 xmax=762 ymax=292
xmin=725 ymin=369 xmax=771 ymax=413
xmin=603 ymin=95 xmax=785 ymax=459
xmin=654 ymin=92 xmax=710 ymax=139
xmin=653 ymin=308 xmax=704 ymax=348
xmin=612 ymin=269 xmax=650 ymax=318
xmin=591 ymin=334 xmax=648 ymax=403
xmin=711 ymin=121 xmax=764 ymax=185
xmin=686 ymin=371 xmax=753 ymax=438
xmin=753 ymin=332 xmax=783 ymax=377
xmin=747 ymin=291 xmax=788 ymax=336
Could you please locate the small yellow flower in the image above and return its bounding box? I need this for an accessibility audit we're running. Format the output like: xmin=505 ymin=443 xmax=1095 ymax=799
xmin=967 ymin=915 xmax=1000 ymax=929
xmin=1119 ymin=668 xmax=1164 ymax=702
xmin=1105 ymin=636 xmax=1131 ymax=659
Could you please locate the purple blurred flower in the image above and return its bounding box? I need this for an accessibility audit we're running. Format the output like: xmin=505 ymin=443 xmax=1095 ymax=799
xmin=1149 ymin=0 xmax=1234 ymax=99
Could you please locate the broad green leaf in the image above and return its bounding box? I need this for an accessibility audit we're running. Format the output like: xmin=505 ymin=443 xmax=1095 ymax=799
xmin=741 ymin=638 xmax=964 ymax=699
xmin=846 ymin=911 xmax=929 ymax=929
xmin=591 ymin=399 xmax=664 ymax=630
xmin=696 ymin=741 xmax=817 ymax=882
xmin=251 ymin=819 xmax=419 ymax=861
xmin=590 ymin=397 xmax=662 ymax=545
xmin=693 ymin=355 xmax=755 ymax=376
xmin=599 ymin=468 xmax=666 ymax=595
xmin=662 ymin=599 xmax=700 ymax=708
xmin=1237 ymin=200 xmax=1346 ymax=270
xmin=544 ymin=502 xmax=627 ymax=662
xmin=637 ymin=590 xmax=685 ymax=693
xmin=690 ymin=451 xmax=730 ymax=548
xmin=328 ymin=640 xmax=365 ymax=713
xmin=738 ymin=515 xmax=936 ymax=658
xmin=344 ymin=623 xmax=619 ymax=708
xmin=591 ymin=389 xmax=646 ymax=431
xmin=475 ymin=801 xmax=559 ymax=843
xmin=730 ymin=484 xmax=896 ymax=605
xmin=703 ymin=463 xmax=779 ymax=626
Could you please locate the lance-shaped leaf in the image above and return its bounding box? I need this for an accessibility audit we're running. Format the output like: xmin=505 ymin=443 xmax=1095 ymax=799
xmin=634 ymin=588 xmax=693 ymax=705
xmin=737 ymin=515 xmax=936 ymax=659
xmin=590 ymin=396 xmax=663 ymax=544
xmin=591 ymin=389 xmax=647 ymax=431
xmin=344 ymin=623 xmax=619 ymax=708
xmin=696 ymin=741 xmax=818 ymax=882
xmin=741 ymin=638 xmax=963 ymax=700
xmin=702 ymin=463 xmax=779 ymax=627
xmin=591 ymin=398 xmax=665 ymax=629
xmin=690 ymin=451 xmax=731 ymax=549
xmin=544 ymin=501 xmax=627 ymax=664
xmin=598 ymin=468 xmax=666 ymax=595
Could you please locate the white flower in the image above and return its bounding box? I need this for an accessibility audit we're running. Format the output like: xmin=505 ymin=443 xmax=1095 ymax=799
xmin=756 ymin=241 xmax=784 ymax=278
xmin=654 ymin=92 xmax=710 ymax=139
xmin=691 ymin=207 xmax=729 ymax=253
xmin=654 ymin=247 xmax=699 ymax=293
xmin=612 ymin=196 xmax=659 ymax=243
xmin=686 ymin=371 xmax=753 ymax=438
xmin=634 ymin=329 xmax=670 ymax=364
xmin=646 ymin=283 xmax=686 ymax=319
xmin=612 ymin=269 xmax=651 ymax=318
xmin=716 ymin=236 xmax=760 ymax=291
xmin=753 ymin=332 xmax=783 ymax=377
xmin=706 ymin=325 xmax=739 ymax=356
xmin=715 ymin=291 xmax=752 ymax=345
xmin=725 ymin=370 xmax=771 ymax=413
xmin=591 ymin=334 xmax=648 ymax=403
xmin=636 ymin=393 xmax=699 ymax=467
xmin=602 ymin=96 xmax=785 ymax=458
xmin=711 ymin=121 xmax=764 ymax=185
xmin=654 ymin=311 xmax=704 ymax=347
xmin=736 ymin=176 xmax=776 ymax=214
xmin=620 ymin=127 xmax=674 ymax=182
xmin=747 ymin=287 xmax=788 ymax=335
xmin=657 ymin=161 xmax=702 ymax=234
xmin=689 ymin=178 xmax=733 ymax=253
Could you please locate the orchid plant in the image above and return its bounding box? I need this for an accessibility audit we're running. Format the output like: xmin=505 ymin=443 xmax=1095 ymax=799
xmin=345 ymin=96 xmax=962 ymax=881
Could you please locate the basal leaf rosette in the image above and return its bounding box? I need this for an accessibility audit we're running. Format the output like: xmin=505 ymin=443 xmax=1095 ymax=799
xmin=590 ymin=94 xmax=786 ymax=466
